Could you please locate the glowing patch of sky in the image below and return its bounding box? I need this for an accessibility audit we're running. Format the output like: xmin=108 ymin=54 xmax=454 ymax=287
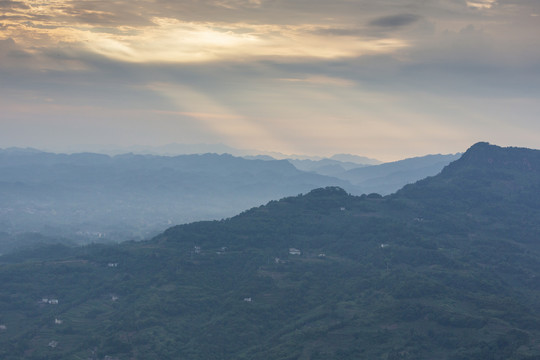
xmin=466 ymin=0 xmax=497 ymax=10
xmin=2 ymin=16 xmax=408 ymax=62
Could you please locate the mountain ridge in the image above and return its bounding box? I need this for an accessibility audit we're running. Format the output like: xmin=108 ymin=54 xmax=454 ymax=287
xmin=0 ymin=148 xmax=461 ymax=250
xmin=1 ymin=142 xmax=540 ymax=359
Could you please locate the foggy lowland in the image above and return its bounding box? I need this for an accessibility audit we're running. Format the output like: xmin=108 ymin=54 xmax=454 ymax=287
xmin=1 ymin=0 xmax=540 ymax=359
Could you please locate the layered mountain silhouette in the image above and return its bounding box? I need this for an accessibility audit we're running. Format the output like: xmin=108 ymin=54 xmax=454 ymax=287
xmin=0 ymin=149 xmax=354 ymax=246
xmin=288 ymin=153 xmax=460 ymax=194
xmin=337 ymin=153 xmax=462 ymax=194
xmin=0 ymin=148 xmax=456 ymax=250
xmin=1 ymin=142 xmax=539 ymax=359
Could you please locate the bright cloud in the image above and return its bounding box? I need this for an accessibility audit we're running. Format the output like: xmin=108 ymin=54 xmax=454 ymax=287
xmin=1 ymin=4 xmax=409 ymax=63
xmin=466 ymin=0 xmax=497 ymax=10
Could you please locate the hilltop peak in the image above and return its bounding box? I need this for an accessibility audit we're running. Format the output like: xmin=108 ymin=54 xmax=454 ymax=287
xmin=460 ymin=141 xmax=498 ymax=160
xmin=396 ymin=142 xmax=540 ymax=204
xmin=306 ymin=186 xmax=348 ymax=197
xmin=468 ymin=141 xmax=492 ymax=149
xmin=443 ymin=142 xmax=540 ymax=175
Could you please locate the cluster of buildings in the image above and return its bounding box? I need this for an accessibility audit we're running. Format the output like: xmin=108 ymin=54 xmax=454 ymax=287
xmin=41 ymin=298 xmax=59 ymax=305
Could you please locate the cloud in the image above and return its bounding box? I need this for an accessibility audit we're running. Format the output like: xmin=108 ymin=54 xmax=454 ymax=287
xmin=466 ymin=0 xmax=496 ymax=9
xmin=369 ymin=14 xmax=421 ymax=28
xmin=311 ymin=27 xmax=363 ymax=37
xmin=278 ymin=75 xmax=355 ymax=87
xmin=0 ymin=36 xmax=15 ymax=49
xmin=0 ymin=0 xmax=29 ymax=10
xmin=0 ymin=37 xmax=33 ymax=65
xmin=1 ymin=0 xmax=540 ymax=159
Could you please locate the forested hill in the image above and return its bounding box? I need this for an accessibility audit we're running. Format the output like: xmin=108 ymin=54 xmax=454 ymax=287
xmin=398 ymin=141 xmax=540 ymax=201
xmin=1 ymin=142 xmax=540 ymax=359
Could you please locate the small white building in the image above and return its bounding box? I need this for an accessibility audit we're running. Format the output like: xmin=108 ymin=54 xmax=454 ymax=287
xmin=289 ymin=248 xmax=301 ymax=255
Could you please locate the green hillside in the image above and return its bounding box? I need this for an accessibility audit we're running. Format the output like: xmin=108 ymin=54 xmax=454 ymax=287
xmin=1 ymin=142 xmax=540 ymax=359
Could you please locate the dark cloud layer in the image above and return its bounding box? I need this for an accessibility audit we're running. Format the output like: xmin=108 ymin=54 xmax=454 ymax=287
xmin=311 ymin=27 xmax=363 ymax=37
xmin=0 ymin=0 xmax=29 ymax=10
xmin=369 ymin=13 xmax=421 ymax=27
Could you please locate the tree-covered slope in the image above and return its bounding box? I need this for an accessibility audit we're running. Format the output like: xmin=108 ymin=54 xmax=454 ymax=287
xmin=1 ymin=142 xmax=540 ymax=359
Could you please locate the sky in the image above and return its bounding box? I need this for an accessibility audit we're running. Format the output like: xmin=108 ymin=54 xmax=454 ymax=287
xmin=1 ymin=0 xmax=539 ymax=161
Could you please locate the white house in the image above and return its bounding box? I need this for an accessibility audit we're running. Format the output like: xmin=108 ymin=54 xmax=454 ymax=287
xmin=289 ymin=248 xmax=301 ymax=255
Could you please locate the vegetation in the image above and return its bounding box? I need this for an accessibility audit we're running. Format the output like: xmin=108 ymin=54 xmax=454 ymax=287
xmin=1 ymin=142 xmax=540 ymax=359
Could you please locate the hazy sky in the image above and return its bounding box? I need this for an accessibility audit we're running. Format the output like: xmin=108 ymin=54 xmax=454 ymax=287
xmin=1 ymin=0 xmax=539 ymax=160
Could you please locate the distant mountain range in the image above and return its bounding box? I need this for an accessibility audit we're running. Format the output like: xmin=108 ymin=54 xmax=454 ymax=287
xmin=0 ymin=149 xmax=350 ymax=246
xmin=0 ymin=147 xmax=457 ymax=250
xmin=1 ymin=142 xmax=540 ymax=359
xmin=40 ymin=143 xmax=382 ymax=163
xmin=288 ymin=153 xmax=461 ymax=194
xmin=337 ymin=153 xmax=462 ymax=194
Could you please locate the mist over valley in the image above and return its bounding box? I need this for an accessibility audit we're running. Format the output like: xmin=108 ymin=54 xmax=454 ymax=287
xmin=0 ymin=147 xmax=457 ymax=252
